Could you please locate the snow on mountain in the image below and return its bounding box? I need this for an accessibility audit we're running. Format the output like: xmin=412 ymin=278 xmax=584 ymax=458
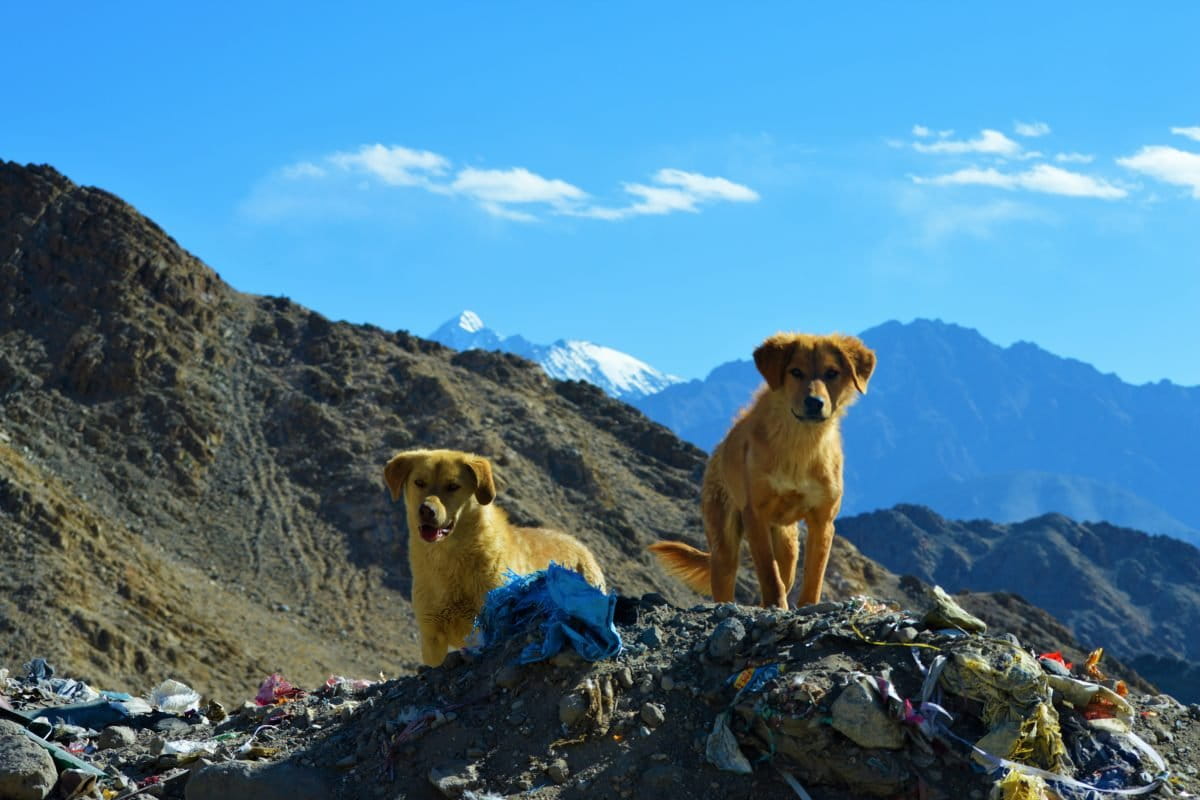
xmin=427 ymin=311 xmax=682 ymax=401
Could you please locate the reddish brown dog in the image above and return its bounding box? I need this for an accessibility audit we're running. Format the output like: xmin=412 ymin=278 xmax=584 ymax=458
xmin=650 ymin=332 xmax=875 ymax=609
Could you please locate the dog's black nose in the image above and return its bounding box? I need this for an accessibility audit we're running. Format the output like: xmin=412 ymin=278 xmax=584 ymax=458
xmin=418 ymin=503 xmax=436 ymax=523
xmin=804 ymin=395 xmax=825 ymax=415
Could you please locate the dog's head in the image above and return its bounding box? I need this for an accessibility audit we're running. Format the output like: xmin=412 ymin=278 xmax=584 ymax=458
xmin=753 ymin=332 xmax=876 ymax=423
xmin=382 ymin=449 xmax=496 ymax=544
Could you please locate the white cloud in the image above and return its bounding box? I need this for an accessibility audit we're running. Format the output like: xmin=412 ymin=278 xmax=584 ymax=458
xmin=913 ymin=163 xmax=1127 ymax=199
xmin=1014 ymin=121 xmax=1051 ymax=137
xmin=912 ymin=124 xmax=932 ymax=138
xmin=451 ymin=167 xmax=587 ymax=213
xmin=1117 ymin=145 xmax=1200 ymax=198
xmin=573 ymin=169 xmax=759 ymax=220
xmin=1054 ymin=152 xmax=1094 ymax=164
xmin=327 ymin=144 xmax=450 ymax=186
xmin=1170 ymin=126 xmax=1200 ymax=142
xmin=655 ymin=168 xmax=760 ymax=202
xmin=913 ymin=129 xmax=1021 ymax=157
xmin=258 ymin=144 xmax=757 ymax=223
xmin=937 ymin=129 xmax=954 ymax=139
xmin=281 ymin=161 xmax=326 ymax=179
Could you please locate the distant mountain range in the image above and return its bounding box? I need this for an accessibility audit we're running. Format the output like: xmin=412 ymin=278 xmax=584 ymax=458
xmin=428 ymin=311 xmax=682 ymax=401
xmin=632 ymin=320 xmax=1200 ymax=545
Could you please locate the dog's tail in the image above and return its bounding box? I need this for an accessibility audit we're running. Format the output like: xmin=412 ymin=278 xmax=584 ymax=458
xmin=647 ymin=541 xmax=712 ymax=596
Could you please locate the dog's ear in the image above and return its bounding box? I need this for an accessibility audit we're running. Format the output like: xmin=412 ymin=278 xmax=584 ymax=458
xmin=464 ymin=455 xmax=496 ymax=505
xmin=383 ymin=452 xmax=418 ymax=502
xmin=833 ymin=335 xmax=876 ymax=394
xmin=753 ymin=334 xmax=798 ymax=391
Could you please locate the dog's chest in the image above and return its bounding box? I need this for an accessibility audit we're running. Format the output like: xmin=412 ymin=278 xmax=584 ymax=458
xmin=762 ymin=471 xmax=830 ymax=521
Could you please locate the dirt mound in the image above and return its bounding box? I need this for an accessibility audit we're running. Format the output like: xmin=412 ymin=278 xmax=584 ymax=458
xmin=2 ymin=589 xmax=1196 ymax=800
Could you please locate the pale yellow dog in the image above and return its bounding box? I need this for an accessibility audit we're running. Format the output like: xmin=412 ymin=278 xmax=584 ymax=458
xmin=384 ymin=448 xmax=606 ymax=666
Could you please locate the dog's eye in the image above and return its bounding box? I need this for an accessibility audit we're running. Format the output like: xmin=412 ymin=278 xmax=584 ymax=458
xmin=789 ymin=368 xmax=805 ymax=379
xmin=413 ymin=479 xmax=427 ymax=488
xmin=445 ymin=482 xmax=461 ymax=492
xmin=824 ymin=369 xmax=840 ymax=381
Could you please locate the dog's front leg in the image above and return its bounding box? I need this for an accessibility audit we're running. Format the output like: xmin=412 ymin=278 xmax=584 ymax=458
xmin=796 ymin=508 xmax=835 ymax=606
xmin=744 ymin=507 xmax=788 ymax=609
xmin=420 ymin=631 xmax=449 ymax=667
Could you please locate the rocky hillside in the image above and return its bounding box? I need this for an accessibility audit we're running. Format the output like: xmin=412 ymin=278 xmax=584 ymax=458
xmin=0 ymin=161 xmax=905 ymax=704
xmin=839 ymin=504 xmax=1200 ymax=700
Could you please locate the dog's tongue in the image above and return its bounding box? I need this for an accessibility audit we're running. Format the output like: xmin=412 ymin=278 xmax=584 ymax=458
xmin=420 ymin=525 xmax=449 ymax=543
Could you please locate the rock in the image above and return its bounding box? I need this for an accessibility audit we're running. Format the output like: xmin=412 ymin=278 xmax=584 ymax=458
xmin=546 ymin=758 xmax=570 ymax=784
xmin=830 ymin=679 xmax=905 ymax=749
xmin=922 ymin=585 xmax=987 ymax=634
xmin=184 ymin=760 xmax=335 ymax=800
xmin=559 ymin=693 xmax=590 ymax=727
xmin=638 ymin=625 xmax=664 ymax=648
xmin=96 ymin=725 xmax=137 ymax=749
xmin=0 ymin=720 xmax=57 ymax=800
xmin=428 ymin=761 xmax=479 ymax=798
xmin=661 ymin=674 xmax=676 ymax=691
xmin=494 ymin=663 xmax=522 ymax=689
xmin=615 ymin=667 xmax=634 ymax=689
xmin=706 ymin=617 xmax=746 ymax=662
xmin=640 ymin=702 xmax=666 ymax=728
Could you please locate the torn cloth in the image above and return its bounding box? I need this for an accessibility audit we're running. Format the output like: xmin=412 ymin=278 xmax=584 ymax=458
xmin=474 ymin=563 xmax=621 ymax=663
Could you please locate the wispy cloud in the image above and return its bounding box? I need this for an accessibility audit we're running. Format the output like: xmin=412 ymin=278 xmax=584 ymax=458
xmin=1014 ymin=121 xmax=1051 ymax=137
xmin=913 ymin=164 xmax=1127 ymax=199
xmin=327 ymin=144 xmax=450 ymax=187
xmin=259 ymin=144 xmax=758 ymax=222
xmin=571 ymin=169 xmax=760 ymax=220
xmin=912 ymin=124 xmax=932 ymax=138
xmin=1117 ymin=145 xmax=1200 ymax=198
xmin=913 ymin=129 xmax=1021 ymax=157
xmin=1054 ymin=152 xmax=1094 ymax=164
xmin=1171 ymin=126 xmax=1200 ymax=142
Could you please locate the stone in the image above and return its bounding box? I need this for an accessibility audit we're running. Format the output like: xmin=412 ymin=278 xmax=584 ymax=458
xmin=184 ymin=760 xmax=335 ymax=800
xmin=494 ymin=663 xmax=522 ymax=689
xmin=640 ymin=702 xmax=666 ymax=728
xmin=830 ymin=679 xmax=905 ymax=750
xmin=922 ymin=585 xmax=987 ymax=634
xmin=96 ymin=725 xmax=137 ymax=749
xmin=0 ymin=720 xmax=57 ymax=800
xmin=427 ymin=761 xmax=479 ymax=798
xmin=640 ymin=765 xmax=686 ymax=790
xmin=615 ymin=667 xmax=634 ymax=689
xmin=706 ymin=617 xmax=746 ymax=662
xmin=638 ymin=626 xmax=664 ymax=648
xmin=559 ymin=693 xmax=589 ymax=727
xmin=546 ymin=758 xmax=570 ymax=784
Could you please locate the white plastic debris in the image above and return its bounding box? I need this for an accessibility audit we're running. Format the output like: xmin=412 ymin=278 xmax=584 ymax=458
xmin=149 ymin=679 xmax=202 ymax=714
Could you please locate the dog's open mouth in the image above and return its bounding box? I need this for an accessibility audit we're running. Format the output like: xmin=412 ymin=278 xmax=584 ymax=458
xmin=791 ymin=408 xmax=826 ymax=423
xmin=419 ymin=521 xmax=454 ymax=543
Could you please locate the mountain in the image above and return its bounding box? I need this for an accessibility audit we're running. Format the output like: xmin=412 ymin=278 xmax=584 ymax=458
xmin=0 ymin=161 xmax=891 ymax=702
xmin=632 ymin=319 xmax=1200 ymax=543
xmin=838 ymin=504 xmax=1200 ymax=698
xmin=428 ymin=311 xmax=682 ymax=401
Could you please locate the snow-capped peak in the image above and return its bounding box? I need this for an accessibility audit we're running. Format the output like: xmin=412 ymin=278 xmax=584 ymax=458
xmin=457 ymin=310 xmax=485 ymax=333
xmin=427 ymin=311 xmax=682 ymax=401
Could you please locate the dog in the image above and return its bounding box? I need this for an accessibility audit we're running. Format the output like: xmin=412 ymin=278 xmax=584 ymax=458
xmin=384 ymin=448 xmax=606 ymax=666
xmin=649 ymin=332 xmax=875 ymax=609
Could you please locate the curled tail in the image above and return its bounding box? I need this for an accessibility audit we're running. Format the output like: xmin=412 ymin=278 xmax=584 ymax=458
xmin=647 ymin=540 xmax=712 ymax=596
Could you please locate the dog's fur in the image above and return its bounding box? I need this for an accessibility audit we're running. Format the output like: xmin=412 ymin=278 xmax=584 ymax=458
xmin=649 ymin=333 xmax=875 ymax=609
xmin=384 ymin=448 xmax=606 ymax=666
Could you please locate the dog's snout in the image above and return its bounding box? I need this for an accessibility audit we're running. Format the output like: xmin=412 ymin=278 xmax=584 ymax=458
xmin=804 ymin=395 xmax=825 ymax=415
xmin=418 ymin=502 xmax=437 ymax=523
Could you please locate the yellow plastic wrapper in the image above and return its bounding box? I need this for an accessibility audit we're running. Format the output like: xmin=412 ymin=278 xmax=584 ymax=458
xmin=988 ymin=769 xmax=1053 ymax=800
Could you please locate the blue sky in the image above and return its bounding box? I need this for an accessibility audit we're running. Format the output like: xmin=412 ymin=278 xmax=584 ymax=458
xmin=4 ymin=3 xmax=1199 ymax=385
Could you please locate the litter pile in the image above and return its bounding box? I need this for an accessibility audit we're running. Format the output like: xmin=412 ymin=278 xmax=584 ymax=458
xmin=1 ymin=577 xmax=1198 ymax=800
